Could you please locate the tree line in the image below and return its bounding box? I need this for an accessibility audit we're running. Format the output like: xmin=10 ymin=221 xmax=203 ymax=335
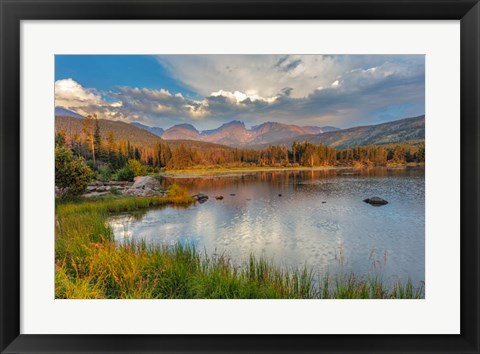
xmin=56 ymin=114 xmax=425 ymax=182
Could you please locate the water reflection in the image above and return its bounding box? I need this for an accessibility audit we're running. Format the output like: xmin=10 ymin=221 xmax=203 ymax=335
xmin=108 ymin=168 xmax=425 ymax=285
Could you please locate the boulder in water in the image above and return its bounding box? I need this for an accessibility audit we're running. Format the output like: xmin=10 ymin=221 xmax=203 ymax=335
xmin=363 ymin=197 xmax=388 ymax=206
xmin=193 ymin=193 xmax=209 ymax=203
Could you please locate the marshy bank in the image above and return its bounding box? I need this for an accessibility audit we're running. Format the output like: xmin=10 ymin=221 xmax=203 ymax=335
xmin=55 ymin=185 xmax=424 ymax=299
xmin=118 ymin=167 xmax=425 ymax=288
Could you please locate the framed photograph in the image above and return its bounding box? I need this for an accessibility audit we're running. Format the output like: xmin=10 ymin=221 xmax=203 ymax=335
xmin=1 ymin=0 xmax=479 ymax=353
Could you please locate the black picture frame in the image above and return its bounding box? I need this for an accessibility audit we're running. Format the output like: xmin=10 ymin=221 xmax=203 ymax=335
xmin=1 ymin=0 xmax=479 ymax=353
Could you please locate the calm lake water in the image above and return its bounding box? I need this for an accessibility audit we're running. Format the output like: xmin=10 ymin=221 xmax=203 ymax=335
xmin=108 ymin=168 xmax=425 ymax=286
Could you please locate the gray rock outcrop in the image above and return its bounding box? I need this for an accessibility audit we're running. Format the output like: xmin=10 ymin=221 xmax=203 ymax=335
xmin=82 ymin=176 xmax=165 ymax=198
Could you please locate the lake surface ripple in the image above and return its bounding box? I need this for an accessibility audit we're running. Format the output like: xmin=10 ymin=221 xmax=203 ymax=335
xmin=108 ymin=168 xmax=425 ymax=285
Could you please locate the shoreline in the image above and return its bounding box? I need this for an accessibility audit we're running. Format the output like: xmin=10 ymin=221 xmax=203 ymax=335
xmin=159 ymin=164 xmax=424 ymax=178
xmin=56 ymin=194 xmax=424 ymax=299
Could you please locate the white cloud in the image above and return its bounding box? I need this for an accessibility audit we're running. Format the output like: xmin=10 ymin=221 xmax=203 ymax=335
xmin=210 ymin=90 xmax=277 ymax=105
xmin=55 ymin=78 xmax=123 ymax=118
xmin=157 ymin=55 xmax=343 ymax=99
xmin=55 ymin=55 xmax=425 ymax=129
xmin=157 ymin=55 xmax=424 ymax=102
xmin=331 ymin=80 xmax=340 ymax=88
xmin=55 ymin=79 xmax=104 ymax=107
xmin=110 ymin=101 xmax=123 ymax=108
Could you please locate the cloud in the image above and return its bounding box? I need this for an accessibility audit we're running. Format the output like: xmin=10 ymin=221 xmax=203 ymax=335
xmin=157 ymin=55 xmax=341 ymax=99
xmin=156 ymin=54 xmax=424 ymax=101
xmin=55 ymin=79 xmax=123 ymax=119
xmin=55 ymin=55 xmax=424 ymax=129
xmin=108 ymin=86 xmax=211 ymax=122
xmin=55 ymin=79 xmax=105 ymax=107
xmin=55 ymin=80 xmax=207 ymax=124
xmin=275 ymin=56 xmax=302 ymax=72
xmin=210 ymin=90 xmax=278 ymax=105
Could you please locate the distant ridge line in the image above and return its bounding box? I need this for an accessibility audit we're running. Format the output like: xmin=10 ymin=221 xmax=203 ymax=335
xmin=55 ymin=107 xmax=425 ymax=149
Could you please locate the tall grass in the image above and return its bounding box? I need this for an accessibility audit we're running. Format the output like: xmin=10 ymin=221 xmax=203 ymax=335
xmin=55 ymin=185 xmax=424 ymax=299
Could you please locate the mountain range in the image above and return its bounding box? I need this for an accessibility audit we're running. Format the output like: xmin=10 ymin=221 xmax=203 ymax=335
xmin=55 ymin=106 xmax=83 ymax=118
xmin=130 ymin=122 xmax=165 ymax=137
xmin=55 ymin=106 xmax=425 ymax=150
xmin=135 ymin=119 xmax=339 ymax=146
xmin=265 ymin=115 xmax=425 ymax=149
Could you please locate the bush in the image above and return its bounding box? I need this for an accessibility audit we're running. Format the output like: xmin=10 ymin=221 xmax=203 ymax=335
xmin=95 ymin=165 xmax=112 ymax=182
xmin=127 ymin=159 xmax=147 ymax=177
xmin=55 ymin=146 xmax=93 ymax=200
xmin=116 ymin=166 xmax=135 ymax=182
xmin=166 ymin=184 xmax=192 ymax=203
xmin=146 ymin=166 xmax=160 ymax=174
xmin=109 ymin=186 xmax=121 ymax=195
xmin=86 ymin=159 xmax=95 ymax=170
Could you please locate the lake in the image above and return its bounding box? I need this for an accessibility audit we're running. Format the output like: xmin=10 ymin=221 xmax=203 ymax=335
xmin=108 ymin=167 xmax=425 ymax=286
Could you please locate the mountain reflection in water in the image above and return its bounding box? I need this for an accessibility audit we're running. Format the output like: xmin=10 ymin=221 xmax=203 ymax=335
xmin=108 ymin=168 xmax=425 ymax=286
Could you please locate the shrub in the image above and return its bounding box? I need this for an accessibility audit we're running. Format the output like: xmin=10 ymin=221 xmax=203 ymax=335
xmin=109 ymin=186 xmax=121 ymax=195
xmin=167 ymin=184 xmax=192 ymax=203
xmin=55 ymin=146 xmax=93 ymax=200
xmin=95 ymin=165 xmax=112 ymax=182
xmin=86 ymin=159 xmax=96 ymax=170
xmin=127 ymin=159 xmax=147 ymax=177
xmin=116 ymin=166 xmax=135 ymax=182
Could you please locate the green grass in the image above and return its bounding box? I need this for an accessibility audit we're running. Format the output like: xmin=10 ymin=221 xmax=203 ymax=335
xmin=162 ymin=165 xmax=343 ymax=175
xmin=161 ymin=164 xmax=424 ymax=177
xmin=55 ymin=185 xmax=424 ymax=299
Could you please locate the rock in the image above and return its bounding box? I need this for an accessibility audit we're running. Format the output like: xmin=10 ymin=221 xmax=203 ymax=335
xmin=144 ymin=189 xmax=159 ymax=197
xmin=123 ymin=188 xmax=144 ymax=197
xmin=215 ymin=195 xmax=224 ymax=200
xmin=129 ymin=176 xmax=160 ymax=192
xmin=131 ymin=176 xmax=161 ymax=190
xmin=109 ymin=181 xmax=129 ymax=186
xmin=122 ymin=187 xmax=163 ymax=197
xmin=322 ymin=201 xmax=326 ymax=204
xmin=230 ymin=193 xmax=236 ymax=196
xmin=122 ymin=189 xmax=139 ymax=197
xmin=121 ymin=177 xmax=164 ymax=197
xmin=192 ymin=193 xmax=209 ymax=203
xmin=96 ymin=186 xmax=107 ymax=192
xmin=83 ymin=191 xmax=110 ymax=198
xmin=86 ymin=186 xmax=97 ymax=192
xmin=278 ymin=194 xmax=282 ymax=197
xmin=363 ymin=197 xmax=388 ymax=206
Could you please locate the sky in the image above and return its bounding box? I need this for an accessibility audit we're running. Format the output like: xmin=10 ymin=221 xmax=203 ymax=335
xmin=55 ymin=55 xmax=425 ymax=130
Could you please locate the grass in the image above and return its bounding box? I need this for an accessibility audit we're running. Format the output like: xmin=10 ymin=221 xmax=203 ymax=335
xmin=162 ymin=165 xmax=345 ymax=175
xmin=55 ymin=185 xmax=424 ymax=299
xmin=161 ymin=164 xmax=424 ymax=177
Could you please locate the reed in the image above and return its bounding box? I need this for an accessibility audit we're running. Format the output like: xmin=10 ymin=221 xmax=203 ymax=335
xmin=55 ymin=186 xmax=424 ymax=299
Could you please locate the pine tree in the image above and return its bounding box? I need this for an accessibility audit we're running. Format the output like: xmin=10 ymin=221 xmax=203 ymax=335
xmin=82 ymin=114 xmax=99 ymax=165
